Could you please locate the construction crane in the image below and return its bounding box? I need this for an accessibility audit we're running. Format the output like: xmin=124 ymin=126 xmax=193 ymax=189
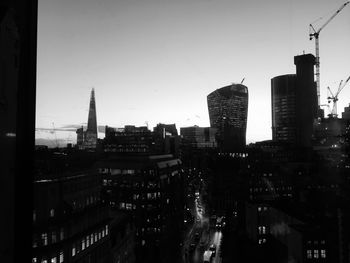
xmin=327 ymin=76 xmax=350 ymax=118
xmin=309 ymin=1 xmax=350 ymax=106
xmin=52 ymin=122 xmax=59 ymax=148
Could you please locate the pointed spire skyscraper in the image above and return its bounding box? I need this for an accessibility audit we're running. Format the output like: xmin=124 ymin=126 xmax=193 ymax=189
xmin=84 ymin=88 xmax=98 ymax=148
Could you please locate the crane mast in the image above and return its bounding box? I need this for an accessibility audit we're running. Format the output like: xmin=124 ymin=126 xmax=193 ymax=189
xmin=327 ymin=76 xmax=350 ymax=118
xmin=309 ymin=1 xmax=350 ymax=107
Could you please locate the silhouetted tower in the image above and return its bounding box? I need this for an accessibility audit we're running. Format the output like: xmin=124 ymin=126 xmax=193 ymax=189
xmin=271 ymin=54 xmax=317 ymax=148
xmin=84 ymin=88 xmax=98 ymax=148
xmin=207 ymin=83 xmax=248 ymax=151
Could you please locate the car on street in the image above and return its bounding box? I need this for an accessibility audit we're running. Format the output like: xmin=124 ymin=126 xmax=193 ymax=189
xmin=209 ymin=244 xmax=216 ymax=256
xmin=203 ymin=250 xmax=213 ymax=262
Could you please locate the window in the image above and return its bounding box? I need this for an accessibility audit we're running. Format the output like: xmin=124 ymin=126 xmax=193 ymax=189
xmin=41 ymin=259 xmax=48 ymax=263
xmin=52 ymin=232 xmax=57 ymax=243
xmin=82 ymin=238 xmax=85 ymax=250
xmin=32 ymin=258 xmax=37 ymax=263
xmin=51 ymin=257 xmax=57 ymax=263
xmin=86 ymin=235 xmax=90 ymax=247
xmin=59 ymin=251 xmax=64 ymax=263
xmin=72 ymin=245 xmax=76 ymax=256
xmin=41 ymin=233 xmax=48 ymax=246
xmin=314 ymin=250 xmax=319 ymax=258
xmin=33 ymin=235 xmax=38 ymax=248
xmin=60 ymin=228 xmax=64 ymax=240
xmin=95 ymin=233 xmax=98 ymax=242
xmin=306 ymin=250 xmax=312 ymax=259
xmin=90 ymin=234 xmax=94 ymax=244
xmin=321 ymin=250 xmax=326 ymax=258
xmin=258 ymin=226 xmax=266 ymax=234
xmin=50 ymin=209 xmax=55 ymax=217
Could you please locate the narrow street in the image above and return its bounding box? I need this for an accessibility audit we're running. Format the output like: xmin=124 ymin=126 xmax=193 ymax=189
xmin=181 ymin=184 xmax=223 ymax=263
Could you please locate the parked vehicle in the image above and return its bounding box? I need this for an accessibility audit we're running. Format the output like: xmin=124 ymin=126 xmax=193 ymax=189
xmin=209 ymin=244 xmax=216 ymax=256
xmin=203 ymin=250 xmax=213 ymax=262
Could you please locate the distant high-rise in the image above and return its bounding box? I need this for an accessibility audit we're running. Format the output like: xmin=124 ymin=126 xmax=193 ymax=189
xmin=85 ymin=89 xmax=97 ymax=148
xmin=76 ymin=89 xmax=98 ymax=149
xmin=84 ymin=88 xmax=98 ymax=148
xmin=207 ymin=83 xmax=248 ymax=151
xmin=271 ymin=54 xmax=317 ymax=147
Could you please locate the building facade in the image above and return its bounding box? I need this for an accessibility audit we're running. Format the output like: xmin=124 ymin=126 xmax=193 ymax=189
xmin=207 ymin=83 xmax=248 ymax=151
xmin=271 ymin=54 xmax=317 ymax=147
xmin=33 ymin=169 xmax=135 ymax=263
xmin=97 ymin=154 xmax=185 ymax=263
xmin=180 ymin=126 xmax=217 ymax=148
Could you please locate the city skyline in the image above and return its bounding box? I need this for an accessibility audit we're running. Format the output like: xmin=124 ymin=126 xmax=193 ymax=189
xmin=36 ymin=0 xmax=350 ymax=145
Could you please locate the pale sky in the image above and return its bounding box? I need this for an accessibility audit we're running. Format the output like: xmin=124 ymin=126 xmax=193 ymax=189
xmin=36 ymin=0 xmax=350 ymax=145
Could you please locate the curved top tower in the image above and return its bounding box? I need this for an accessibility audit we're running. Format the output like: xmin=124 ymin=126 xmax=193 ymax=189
xmin=207 ymin=83 xmax=248 ymax=151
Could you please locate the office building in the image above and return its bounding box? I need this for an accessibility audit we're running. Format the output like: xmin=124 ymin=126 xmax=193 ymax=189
xmin=342 ymin=104 xmax=350 ymax=120
xmin=97 ymin=154 xmax=185 ymax=263
xmin=271 ymin=54 xmax=317 ymax=147
xmin=76 ymin=89 xmax=98 ymax=149
xmin=180 ymin=126 xmax=217 ymax=148
xmin=207 ymin=83 xmax=248 ymax=151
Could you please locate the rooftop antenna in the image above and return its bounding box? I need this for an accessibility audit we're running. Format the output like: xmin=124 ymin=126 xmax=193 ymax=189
xmin=241 ymin=78 xmax=245 ymax=84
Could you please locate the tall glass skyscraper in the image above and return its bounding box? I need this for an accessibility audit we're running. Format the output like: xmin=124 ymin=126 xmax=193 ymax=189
xmin=76 ymin=88 xmax=98 ymax=149
xmin=271 ymin=54 xmax=317 ymax=147
xmin=85 ymin=88 xmax=98 ymax=148
xmin=207 ymin=84 xmax=248 ymax=151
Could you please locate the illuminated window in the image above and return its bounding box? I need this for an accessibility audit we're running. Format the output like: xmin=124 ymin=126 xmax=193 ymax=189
xmin=314 ymin=250 xmax=319 ymax=258
xmin=95 ymin=233 xmax=98 ymax=242
xmin=32 ymin=258 xmax=37 ymax=263
xmin=60 ymin=228 xmax=64 ymax=240
xmin=142 ymin=240 xmax=145 ymax=246
xmin=41 ymin=233 xmax=48 ymax=246
xmin=72 ymin=245 xmax=76 ymax=256
xmin=102 ymin=229 xmax=105 ymax=237
xmin=86 ymin=236 xmax=90 ymax=247
xmin=50 ymin=209 xmax=55 ymax=217
xmin=51 ymin=257 xmax=57 ymax=263
xmin=82 ymin=239 xmax=85 ymax=250
xmin=105 ymin=225 xmax=109 ymax=235
xmin=90 ymin=234 xmax=94 ymax=244
xmin=321 ymin=250 xmax=326 ymax=258
xmin=306 ymin=250 xmax=312 ymax=259
xmin=59 ymin=251 xmax=64 ymax=263
xmin=41 ymin=259 xmax=47 ymax=263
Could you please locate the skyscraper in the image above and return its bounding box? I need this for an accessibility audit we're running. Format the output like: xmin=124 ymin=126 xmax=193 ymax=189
xmin=271 ymin=54 xmax=317 ymax=147
xmin=76 ymin=89 xmax=98 ymax=149
xmin=84 ymin=88 xmax=98 ymax=148
xmin=207 ymin=83 xmax=248 ymax=151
